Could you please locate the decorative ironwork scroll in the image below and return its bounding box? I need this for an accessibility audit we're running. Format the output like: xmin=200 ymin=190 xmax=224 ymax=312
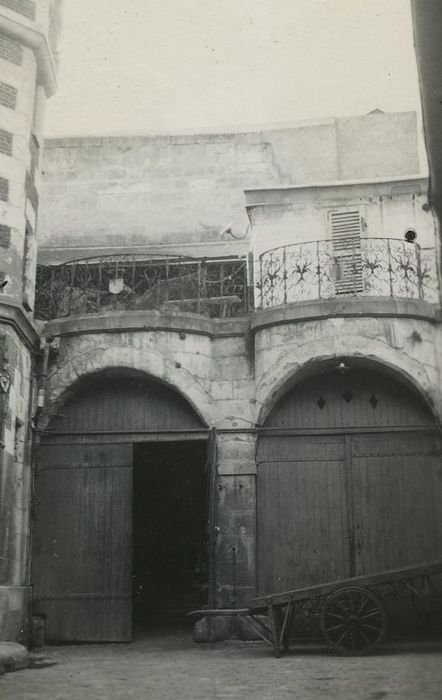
xmin=257 ymin=238 xmax=439 ymax=308
xmin=35 ymin=255 xmax=249 ymax=321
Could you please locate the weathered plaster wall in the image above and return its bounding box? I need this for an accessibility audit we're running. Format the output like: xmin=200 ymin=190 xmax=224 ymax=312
xmin=247 ymin=177 xmax=436 ymax=259
xmin=0 ymin=326 xmax=32 ymax=642
xmin=38 ymin=111 xmax=420 ymax=259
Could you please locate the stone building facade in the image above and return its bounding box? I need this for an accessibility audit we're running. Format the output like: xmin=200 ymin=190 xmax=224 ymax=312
xmin=1 ymin=32 xmax=441 ymax=644
xmin=0 ymin=0 xmax=61 ymax=642
xmin=27 ymin=110 xmax=442 ymax=643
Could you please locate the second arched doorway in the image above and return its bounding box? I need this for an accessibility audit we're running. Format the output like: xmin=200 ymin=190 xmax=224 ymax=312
xmin=32 ymin=370 xmax=211 ymax=642
xmin=256 ymin=364 xmax=442 ymax=598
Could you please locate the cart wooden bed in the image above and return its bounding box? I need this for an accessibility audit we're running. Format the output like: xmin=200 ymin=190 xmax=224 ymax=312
xmin=190 ymin=561 xmax=442 ymax=656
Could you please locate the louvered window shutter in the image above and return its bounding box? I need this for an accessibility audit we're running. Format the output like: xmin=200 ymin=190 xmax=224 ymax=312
xmin=330 ymin=209 xmax=363 ymax=294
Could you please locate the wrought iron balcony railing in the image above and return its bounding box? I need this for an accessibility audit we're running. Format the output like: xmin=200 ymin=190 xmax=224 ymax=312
xmin=35 ymin=254 xmax=249 ymax=321
xmin=257 ymin=238 xmax=439 ymax=309
xmin=34 ymin=240 xmax=440 ymax=322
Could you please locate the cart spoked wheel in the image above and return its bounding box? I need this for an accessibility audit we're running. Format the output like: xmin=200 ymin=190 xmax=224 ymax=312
xmin=320 ymin=586 xmax=386 ymax=655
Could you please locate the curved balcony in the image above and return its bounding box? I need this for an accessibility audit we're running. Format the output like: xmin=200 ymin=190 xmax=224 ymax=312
xmin=35 ymin=254 xmax=249 ymax=321
xmin=256 ymin=238 xmax=439 ymax=309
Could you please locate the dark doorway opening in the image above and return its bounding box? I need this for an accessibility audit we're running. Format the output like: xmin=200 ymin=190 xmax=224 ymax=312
xmin=133 ymin=440 xmax=208 ymax=631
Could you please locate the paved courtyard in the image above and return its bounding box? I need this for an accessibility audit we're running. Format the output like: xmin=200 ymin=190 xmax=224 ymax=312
xmin=1 ymin=629 xmax=442 ymax=700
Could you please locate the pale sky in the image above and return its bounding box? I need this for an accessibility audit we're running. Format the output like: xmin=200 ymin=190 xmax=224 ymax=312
xmin=45 ymin=0 xmax=421 ymax=137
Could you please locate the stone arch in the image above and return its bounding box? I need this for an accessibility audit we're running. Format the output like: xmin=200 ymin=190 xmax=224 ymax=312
xmin=255 ymin=342 xmax=442 ymax=601
xmin=33 ymin=364 xmax=212 ymax=643
xmin=256 ymin=335 xmax=441 ymax=427
xmin=39 ymin=345 xmax=212 ymax=431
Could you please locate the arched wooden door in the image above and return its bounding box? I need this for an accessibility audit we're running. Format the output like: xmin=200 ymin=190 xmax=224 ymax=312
xmin=32 ymin=373 xmax=206 ymax=642
xmin=257 ymin=368 xmax=442 ymax=595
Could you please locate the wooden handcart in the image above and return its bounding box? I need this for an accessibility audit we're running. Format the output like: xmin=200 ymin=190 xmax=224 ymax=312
xmin=190 ymin=561 xmax=442 ymax=656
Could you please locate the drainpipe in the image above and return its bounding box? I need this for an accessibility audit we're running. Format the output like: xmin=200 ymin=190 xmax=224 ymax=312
xmin=36 ymin=339 xmax=49 ymax=412
xmin=24 ymin=346 xmax=37 ymax=642
xmin=26 ymin=336 xmax=54 ymax=643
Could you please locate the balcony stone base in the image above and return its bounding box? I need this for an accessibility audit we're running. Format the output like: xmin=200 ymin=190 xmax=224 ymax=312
xmin=252 ymin=297 xmax=440 ymax=332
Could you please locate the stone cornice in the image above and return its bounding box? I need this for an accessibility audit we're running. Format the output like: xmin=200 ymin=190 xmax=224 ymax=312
xmin=251 ymin=298 xmax=441 ymax=332
xmin=36 ymin=299 xmax=442 ymax=341
xmin=0 ymin=12 xmax=57 ymax=96
xmin=41 ymin=310 xmax=250 ymax=340
xmin=0 ymin=300 xmax=41 ymax=349
xmin=245 ymin=175 xmax=429 ymax=207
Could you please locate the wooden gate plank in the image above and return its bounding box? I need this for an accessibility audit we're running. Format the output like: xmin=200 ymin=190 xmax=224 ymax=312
xmin=257 ymin=436 xmax=349 ymax=593
xmin=45 ymin=376 xmax=204 ymax=434
xmin=257 ymin=369 xmax=440 ymax=598
xmin=32 ymin=443 xmax=133 ymax=642
xmin=351 ymin=433 xmax=442 ymax=575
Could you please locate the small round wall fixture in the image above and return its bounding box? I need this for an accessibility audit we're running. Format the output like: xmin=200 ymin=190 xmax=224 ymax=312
xmin=404 ymin=229 xmax=417 ymax=243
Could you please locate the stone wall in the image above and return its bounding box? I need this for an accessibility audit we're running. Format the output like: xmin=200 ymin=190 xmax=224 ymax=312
xmin=0 ymin=326 xmax=33 ymax=642
xmin=254 ymin=315 xmax=442 ymax=423
xmin=38 ymin=111 xmax=420 ymax=259
xmin=0 ymin=0 xmax=61 ymax=643
xmin=0 ymin=41 xmax=38 ymax=306
xmin=38 ymin=304 xmax=442 ymax=606
xmin=0 ymin=0 xmax=61 ymax=54
xmin=0 ymin=0 xmax=60 ymax=311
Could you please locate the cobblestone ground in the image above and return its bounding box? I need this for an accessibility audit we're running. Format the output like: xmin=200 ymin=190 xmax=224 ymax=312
xmin=1 ymin=629 xmax=442 ymax=700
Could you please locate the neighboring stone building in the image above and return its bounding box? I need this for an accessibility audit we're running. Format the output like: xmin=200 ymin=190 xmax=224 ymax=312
xmin=0 ymin=0 xmax=61 ymax=642
xmin=26 ymin=109 xmax=442 ymax=643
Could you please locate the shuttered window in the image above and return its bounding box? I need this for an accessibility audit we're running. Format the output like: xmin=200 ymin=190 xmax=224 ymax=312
xmin=330 ymin=209 xmax=363 ymax=294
